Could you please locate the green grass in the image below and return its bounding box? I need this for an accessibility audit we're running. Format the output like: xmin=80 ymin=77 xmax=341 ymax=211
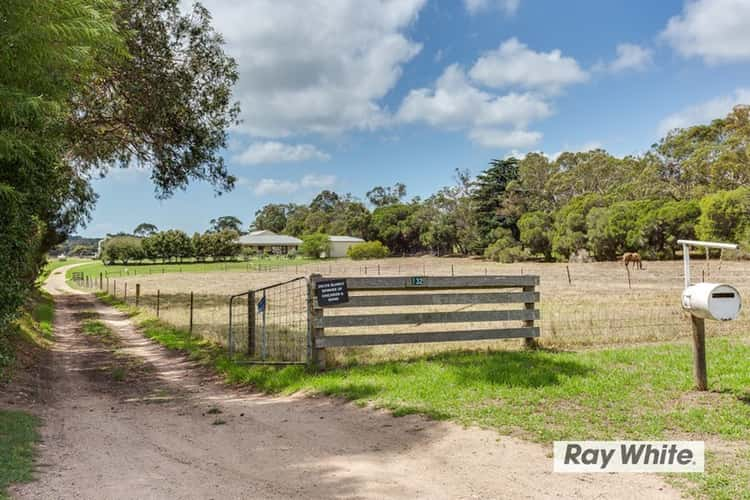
xmin=66 ymin=256 xmax=314 ymax=282
xmin=97 ymin=292 xmax=750 ymax=498
xmin=1 ymin=292 xmax=55 ymax=381
xmin=38 ymin=258 xmax=86 ymax=283
xmin=80 ymin=317 xmax=118 ymax=345
xmin=0 ymin=410 xmax=40 ymax=499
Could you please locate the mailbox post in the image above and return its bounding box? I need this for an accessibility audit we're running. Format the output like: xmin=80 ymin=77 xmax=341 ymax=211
xmin=677 ymin=239 xmax=741 ymax=391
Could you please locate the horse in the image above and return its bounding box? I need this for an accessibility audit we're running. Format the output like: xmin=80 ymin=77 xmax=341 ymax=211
xmin=622 ymin=252 xmax=643 ymax=270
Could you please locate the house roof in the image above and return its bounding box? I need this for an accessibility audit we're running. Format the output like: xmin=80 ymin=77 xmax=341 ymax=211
xmin=329 ymin=235 xmax=365 ymax=243
xmin=239 ymin=231 xmax=302 ymax=246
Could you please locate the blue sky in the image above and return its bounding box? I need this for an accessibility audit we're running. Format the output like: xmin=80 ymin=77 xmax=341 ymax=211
xmin=82 ymin=0 xmax=750 ymax=237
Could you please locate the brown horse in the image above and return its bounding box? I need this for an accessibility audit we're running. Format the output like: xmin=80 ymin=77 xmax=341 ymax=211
xmin=622 ymin=252 xmax=643 ymax=270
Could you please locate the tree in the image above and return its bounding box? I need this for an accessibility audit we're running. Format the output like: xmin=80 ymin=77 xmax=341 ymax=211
xmin=551 ymin=194 xmax=607 ymax=260
xmin=654 ymin=105 xmax=750 ymax=198
xmin=518 ymin=211 xmax=553 ymax=260
xmin=370 ymin=204 xmax=422 ymax=255
xmin=484 ymin=228 xmax=527 ymax=263
xmin=101 ymin=236 xmax=144 ymax=264
xmin=300 ymin=233 xmax=330 ymax=258
xmin=366 ymin=183 xmax=406 ymax=207
xmin=1 ymin=0 xmax=120 ymax=329
xmin=133 ymin=223 xmax=158 ymax=237
xmin=210 ymin=216 xmax=243 ymax=234
xmin=696 ymin=187 xmax=750 ymax=243
xmin=252 ymin=204 xmax=288 ymax=233
xmin=638 ymin=200 xmax=700 ymax=258
xmin=473 ymin=158 xmax=519 ymax=245
xmin=71 ymin=0 xmax=241 ymax=198
xmin=283 ymin=204 xmax=310 ymax=236
xmin=310 ymin=190 xmax=341 ymax=213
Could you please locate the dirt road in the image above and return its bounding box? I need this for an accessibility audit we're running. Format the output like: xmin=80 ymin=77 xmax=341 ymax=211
xmin=11 ymin=265 xmax=681 ymax=499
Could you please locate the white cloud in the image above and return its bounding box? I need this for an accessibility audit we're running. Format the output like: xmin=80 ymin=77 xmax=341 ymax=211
xmin=199 ymin=0 xmax=425 ymax=137
xmin=248 ymin=173 xmax=337 ymax=197
xmin=233 ymin=142 xmax=330 ymax=165
xmin=253 ymin=179 xmax=300 ymax=196
xmin=661 ymin=0 xmax=750 ymax=63
xmin=468 ymin=128 xmax=542 ymax=149
xmin=301 ymin=174 xmax=337 ymax=189
xmin=464 ymin=0 xmax=520 ymax=15
xmin=469 ymin=38 xmax=587 ymax=93
xmin=609 ymin=43 xmax=653 ymax=72
xmin=657 ymin=88 xmax=750 ymax=136
xmin=397 ymin=65 xmax=551 ymax=130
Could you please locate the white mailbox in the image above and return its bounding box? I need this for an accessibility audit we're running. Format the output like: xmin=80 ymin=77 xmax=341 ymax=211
xmin=681 ymin=282 xmax=741 ymax=321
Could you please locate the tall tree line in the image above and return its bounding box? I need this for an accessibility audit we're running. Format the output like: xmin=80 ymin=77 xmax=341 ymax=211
xmin=1 ymin=0 xmax=239 ymax=331
xmin=251 ymin=105 xmax=750 ymax=262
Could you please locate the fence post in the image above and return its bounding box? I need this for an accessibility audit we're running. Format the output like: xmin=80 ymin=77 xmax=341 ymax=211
xmin=691 ymin=315 xmax=708 ymax=391
xmin=156 ymin=289 xmax=160 ymax=318
xmin=522 ymin=283 xmax=538 ymax=349
xmin=99 ymin=272 xmax=103 ymax=290
xmin=309 ymin=274 xmax=326 ymax=369
xmin=189 ymin=291 xmax=194 ymax=334
xmin=113 ymin=280 xmax=117 ymax=297
xmin=106 ymin=277 xmax=109 ymax=293
xmin=566 ymin=265 xmax=572 ymax=285
xmin=248 ymin=290 xmax=255 ymax=356
xmin=124 ymin=282 xmax=128 ymax=301
xmin=135 ymin=284 xmax=140 ymax=307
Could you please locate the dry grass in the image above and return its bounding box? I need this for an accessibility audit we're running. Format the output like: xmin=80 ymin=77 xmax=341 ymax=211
xmin=87 ymin=257 xmax=750 ymax=363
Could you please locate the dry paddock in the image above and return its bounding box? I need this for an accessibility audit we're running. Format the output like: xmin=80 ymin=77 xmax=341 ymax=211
xmin=98 ymin=257 xmax=750 ymax=363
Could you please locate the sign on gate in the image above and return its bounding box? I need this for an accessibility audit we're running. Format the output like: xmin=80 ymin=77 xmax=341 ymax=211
xmin=315 ymin=279 xmax=349 ymax=306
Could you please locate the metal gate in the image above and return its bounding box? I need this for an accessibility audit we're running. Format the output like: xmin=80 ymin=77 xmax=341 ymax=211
xmin=228 ymin=276 xmax=310 ymax=364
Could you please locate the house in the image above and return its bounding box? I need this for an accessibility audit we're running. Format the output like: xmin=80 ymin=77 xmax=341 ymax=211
xmin=239 ymin=230 xmax=302 ymax=255
xmin=328 ymin=235 xmax=365 ymax=258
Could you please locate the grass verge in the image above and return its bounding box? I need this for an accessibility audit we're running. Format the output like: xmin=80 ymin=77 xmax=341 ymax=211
xmin=0 ymin=410 xmax=40 ymax=499
xmin=1 ymin=291 xmax=54 ymax=381
xmin=97 ymin=291 xmax=750 ymax=498
xmin=67 ymin=256 xmax=314 ymax=282
xmin=0 ymin=291 xmax=51 ymax=498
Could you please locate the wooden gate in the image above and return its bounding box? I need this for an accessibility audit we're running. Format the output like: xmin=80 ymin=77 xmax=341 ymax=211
xmin=308 ymin=274 xmax=540 ymax=369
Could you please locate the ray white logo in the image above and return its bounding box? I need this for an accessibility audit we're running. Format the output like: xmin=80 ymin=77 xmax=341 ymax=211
xmin=553 ymin=441 xmax=704 ymax=473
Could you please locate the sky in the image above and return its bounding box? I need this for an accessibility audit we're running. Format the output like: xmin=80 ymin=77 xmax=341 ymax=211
xmin=81 ymin=0 xmax=750 ymax=237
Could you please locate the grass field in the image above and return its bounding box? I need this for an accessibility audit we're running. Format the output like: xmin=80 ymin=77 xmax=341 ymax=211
xmin=66 ymin=256 xmax=314 ymax=280
xmin=76 ymin=257 xmax=750 ymax=361
xmin=99 ymin=292 xmax=750 ymax=499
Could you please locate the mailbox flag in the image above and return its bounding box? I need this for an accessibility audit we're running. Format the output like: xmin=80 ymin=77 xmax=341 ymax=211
xmin=257 ymin=295 xmax=266 ymax=313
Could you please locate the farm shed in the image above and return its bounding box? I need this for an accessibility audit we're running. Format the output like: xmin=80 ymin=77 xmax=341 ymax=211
xmin=328 ymin=235 xmax=365 ymax=258
xmin=239 ymin=230 xmax=302 ymax=255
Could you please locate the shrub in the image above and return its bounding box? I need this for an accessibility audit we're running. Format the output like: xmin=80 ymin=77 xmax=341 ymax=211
xmin=484 ymin=228 xmax=529 ymax=263
xmin=300 ymin=233 xmax=330 ymax=258
xmin=347 ymin=241 xmax=389 ymax=260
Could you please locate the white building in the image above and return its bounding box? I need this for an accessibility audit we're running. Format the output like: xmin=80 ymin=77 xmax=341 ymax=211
xmin=238 ymin=230 xmax=302 ymax=255
xmin=328 ymin=235 xmax=365 ymax=258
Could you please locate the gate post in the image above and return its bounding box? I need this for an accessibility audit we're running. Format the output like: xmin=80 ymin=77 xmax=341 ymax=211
xmin=248 ymin=290 xmax=255 ymax=356
xmin=309 ymin=274 xmax=326 ymax=369
xmin=523 ymin=284 xmax=539 ymax=349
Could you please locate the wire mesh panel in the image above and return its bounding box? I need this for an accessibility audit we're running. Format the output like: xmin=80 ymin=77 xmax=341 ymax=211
xmin=229 ymin=277 xmax=309 ymax=364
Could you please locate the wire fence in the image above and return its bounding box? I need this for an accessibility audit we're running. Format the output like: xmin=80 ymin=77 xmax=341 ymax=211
xmin=71 ymin=257 xmax=750 ymax=358
xmin=228 ymin=277 xmax=309 ymax=363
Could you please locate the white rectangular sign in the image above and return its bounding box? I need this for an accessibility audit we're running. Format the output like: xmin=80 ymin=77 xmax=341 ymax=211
xmin=553 ymin=441 xmax=704 ymax=473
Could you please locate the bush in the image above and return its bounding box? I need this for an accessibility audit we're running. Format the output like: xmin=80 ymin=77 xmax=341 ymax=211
xmin=300 ymin=233 xmax=330 ymax=258
xmin=484 ymin=228 xmax=529 ymax=263
xmin=347 ymin=241 xmax=389 ymax=260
